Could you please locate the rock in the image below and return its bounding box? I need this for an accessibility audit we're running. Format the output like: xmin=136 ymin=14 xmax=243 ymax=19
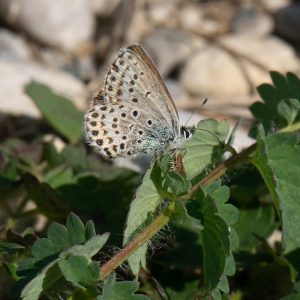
xmin=178 ymin=4 xmax=204 ymax=31
xmin=0 ymin=0 xmax=95 ymax=52
xmin=180 ymin=46 xmax=249 ymax=97
xmin=0 ymin=28 xmax=32 ymax=60
xmin=231 ymin=8 xmax=274 ymax=37
xmin=262 ymin=0 xmax=290 ymax=12
xmin=220 ymin=35 xmax=299 ymax=73
xmin=141 ymin=28 xmax=205 ymax=76
xmin=0 ymin=60 xmax=85 ymax=117
xmin=91 ymin=0 xmax=120 ymax=17
xmin=274 ymin=4 xmax=300 ymax=45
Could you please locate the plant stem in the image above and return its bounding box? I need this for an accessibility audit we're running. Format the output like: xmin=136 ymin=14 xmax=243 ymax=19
xmin=279 ymin=122 xmax=300 ymax=133
xmin=100 ymin=206 xmax=171 ymax=281
xmin=185 ymin=142 xmax=257 ymax=199
xmin=99 ymin=142 xmax=257 ymax=281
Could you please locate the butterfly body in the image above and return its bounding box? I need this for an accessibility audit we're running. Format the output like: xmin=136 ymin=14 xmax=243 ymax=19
xmin=85 ymin=44 xmax=189 ymax=158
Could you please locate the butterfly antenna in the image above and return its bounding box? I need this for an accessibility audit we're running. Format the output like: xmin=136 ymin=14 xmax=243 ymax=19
xmin=198 ymin=127 xmax=239 ymax=155
xmin=184 ymin=98 xmax=208 ymax=127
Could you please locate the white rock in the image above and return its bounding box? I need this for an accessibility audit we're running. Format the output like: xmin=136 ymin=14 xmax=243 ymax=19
xmin=231 ymin=9 xmax=274 ymax=37
xmin=180 ymin=46 xmax=249 ymax=97
xmin=141 ymin=29 xmax=205 ymax=76
xmin=179 ymin=4 xmax=203 ymax=31
xmin=0 ymin=0 xmax=95 ymax=52
xmin=262 ymin=0 xmax=290 ymax=12
xmin=0 ymin=60 xmax=85 ymax=117
xmin=91 ymin=0 xmax=120 ymax=17
xmin=220 ymin=35 xmax=299 ymax=72
xmin=0 ymin=28 xmax=32 ymax=60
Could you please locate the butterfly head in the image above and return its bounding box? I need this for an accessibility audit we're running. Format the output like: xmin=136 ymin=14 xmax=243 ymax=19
xmin=180 ymin=125 xmax=196 ymax=140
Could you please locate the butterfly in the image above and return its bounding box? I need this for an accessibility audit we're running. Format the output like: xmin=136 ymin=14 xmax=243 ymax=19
xmin=84 ymin=44 xmax=194 ymax=158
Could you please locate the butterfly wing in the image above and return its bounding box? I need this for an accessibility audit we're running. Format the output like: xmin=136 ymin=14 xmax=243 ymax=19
xmin=85 ymin=44 xmax=180 ymax=158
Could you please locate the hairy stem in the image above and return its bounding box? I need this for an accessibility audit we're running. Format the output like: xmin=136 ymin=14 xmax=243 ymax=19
xmin=100 ymin=208 xmax=171 ymax=280
xmin=99 ymin=142 xmax=257 ymax=281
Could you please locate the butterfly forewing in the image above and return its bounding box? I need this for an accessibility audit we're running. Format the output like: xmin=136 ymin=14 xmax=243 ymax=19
xmin=85 ymin=44 xmax=181 ymax=158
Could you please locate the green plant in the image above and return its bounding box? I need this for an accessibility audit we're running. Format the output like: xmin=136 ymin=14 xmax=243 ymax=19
xmin=0 ymin=72 xmax=300 ymax=299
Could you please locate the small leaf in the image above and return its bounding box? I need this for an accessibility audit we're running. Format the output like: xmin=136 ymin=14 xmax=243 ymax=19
xmin=25 ymin=81 xmax=83 ymax=143
xmin=250 ymin=72 xmax=300 ymax=133
xmin=58 ymin=256 xmax=99 ymax=290
xmin=152 ymin=154 xmax=191 ymax=197
xmin=98 ymin=273 xmax=149 ymax=300
xmin=184 ymin=119 xmax=229 ymax=179
xmin=18 ymin=214 xmax=109 ymax=300
xmin=66 ymin=212 xmax=86 ymax=246
xmin=277 ymin=98 xmax=300 ymax=125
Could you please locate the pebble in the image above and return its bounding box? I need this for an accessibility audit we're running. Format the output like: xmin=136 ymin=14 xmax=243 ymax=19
xmin=0 ymin=28 xmax=32 ymax=60
xmin=141 ymin=28 xmax=205 ymax=76
xmin=0 ymin=0 xmax=95 ymax=52
xmin=0 ymin=60 xmax=85 ymax=117
xmin=220 ymin=35 xmax=299 ymax=74
xmin=180 ymin=46 xmax=249 ymax=97
xmin=231 ymin=8 xmax=274 ymax=37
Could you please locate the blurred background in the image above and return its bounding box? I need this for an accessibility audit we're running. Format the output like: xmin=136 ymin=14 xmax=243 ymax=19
xmin=0 ymin=1 xmax=299 ymax=298
xmin=0 ymin=0 xmax=299 ymax=150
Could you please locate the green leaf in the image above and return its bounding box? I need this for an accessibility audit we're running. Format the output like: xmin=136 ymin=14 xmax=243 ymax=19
xmin=25 ymin=81 xmax=83 ymax=143
xmin=152 ymin=154 xmax=191 ymax=197
xmin=44 ymin=166 xmax=75 ymax=189
xmin=98 ymin=273 xmax=149 ymax=300
xmin=252 ymin=127 xmax=300 ymax=251
xmin=186 ymin=189 xmax=230 ymax=292
xmin=0 ymin=242 xmax=25 ymax=253
xmin=123 ymin=167 xmax=162 ymax=275
xmin=58 ymin=255 xmax=99 ymax=290
xmin=234 ymin=204 xmax=277 ymax=251
xmin=183 ymin=119 xmax=229 ymax=179
xmin=277 ymin=98 xmax=300 ymax=125
xmin=19 ymin=214 xmax=109 ymax=300
xmin=250 ymin=72 xmax=300 ymax=133
xmin=66 ymin=212 xmax=86 ymax=246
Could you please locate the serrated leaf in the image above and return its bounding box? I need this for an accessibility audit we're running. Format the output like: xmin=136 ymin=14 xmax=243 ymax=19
xmin=205 ymin=182 xmax=239 ymax=226
xmin=277 ymin=98 xmax=300 ymax=125
xmin=98 ymin=273 xmax=149 ymax=300
xmin=183 ymin=119 xmax=229 ymax=180
xmin=19 ymin=214 xmax=109 ymax=300
xmin=123 ymin=167 xmax=162 ymax=275
xmin=58 ymin=255 xmax=99 ymax=290
xmin=62 ymin=234 xmax=110 ymax=258
xmin=252 ymin=127 xmax=300 ymax=251
xmin=66 ymin=212 xmax=86 ymax=246
xmin=47 ymin=222 xmax=69 ymax=251
xmin=25 ymin=81 xmax=83 ymax=143
xmin=186 ymin=190 xmax=230 ymax=292
xmin=152 ymin=154 xmax=191 ymax=197
xmin=173 ymin=200 xmax=203 ymax=231
xmin=85 ymin=220 xmax=96 ymax=240
xmin=250 ymin=72 xmax=300 ymax=133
